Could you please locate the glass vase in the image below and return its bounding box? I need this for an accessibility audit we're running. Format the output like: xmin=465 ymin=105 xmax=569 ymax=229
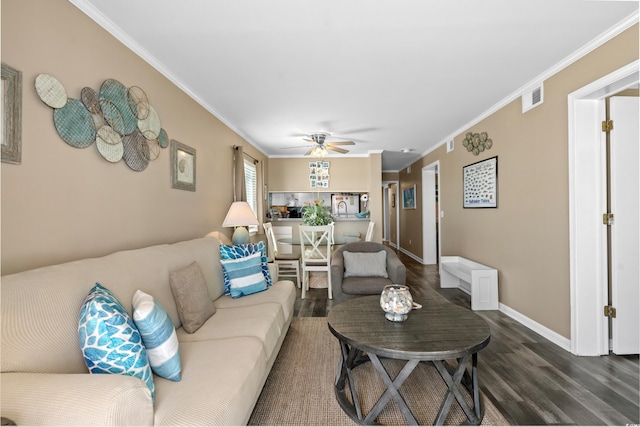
xmin=380 ymin=285 xmax=413 ymax=322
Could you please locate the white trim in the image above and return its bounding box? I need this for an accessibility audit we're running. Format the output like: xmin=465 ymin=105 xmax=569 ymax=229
xmin=568 ymin=60 xmax=639 ymax=356
xmin=68 ymin=0 xmax=267 ymax=157
xmin=398 ymin=247 xmax=423 ymax=264
xmin=422 ymin=161 xmax=439 ymax=265
xmin=499 ymin=303 xmax=572 ymax=352
xmin=424 ymin=11 xmax=639 ymax=158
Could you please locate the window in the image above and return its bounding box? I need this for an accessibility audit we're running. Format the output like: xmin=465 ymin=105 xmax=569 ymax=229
xmin=244 ymin=158 xmax=258 ymax=234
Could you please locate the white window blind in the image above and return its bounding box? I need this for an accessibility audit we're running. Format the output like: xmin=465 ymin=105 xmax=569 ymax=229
xmin=244 ymin=158 xmax=258 ymax=234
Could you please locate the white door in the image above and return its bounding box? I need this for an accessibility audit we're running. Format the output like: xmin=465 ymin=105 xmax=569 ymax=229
xmin=609 ymin=96 xmax=639 ymax=355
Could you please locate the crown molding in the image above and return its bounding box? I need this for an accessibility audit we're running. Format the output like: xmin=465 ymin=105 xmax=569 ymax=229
xmin=425 ymin=10 xmax=639 ymax=157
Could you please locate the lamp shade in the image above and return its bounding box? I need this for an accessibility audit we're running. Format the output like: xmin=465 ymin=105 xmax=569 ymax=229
xmin=222 ymin=201 xmax=259 ymax=227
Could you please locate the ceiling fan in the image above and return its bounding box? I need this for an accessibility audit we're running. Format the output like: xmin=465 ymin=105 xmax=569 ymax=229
xmin=282 ymin=132 xmax=355 ymax=156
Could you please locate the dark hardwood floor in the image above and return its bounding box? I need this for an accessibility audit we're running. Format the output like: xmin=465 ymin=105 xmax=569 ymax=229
xmin=292 ymin=247 xmax=640 ymax=426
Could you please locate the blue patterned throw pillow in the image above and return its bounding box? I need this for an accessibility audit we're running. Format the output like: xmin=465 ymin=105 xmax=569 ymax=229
xmin=220 ymin=241 xmax=272 ymax=295
xmin=132 ymin=290 xmax=182 ymax=381
xmin=220 ymin=252 xmax=268 ymax=298
xmin=78 ymin=283 xmax=154 ymax=401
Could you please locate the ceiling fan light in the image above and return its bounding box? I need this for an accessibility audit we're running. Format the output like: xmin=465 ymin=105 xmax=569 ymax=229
xmin=310 ymin=145 xmax=328 ymax=157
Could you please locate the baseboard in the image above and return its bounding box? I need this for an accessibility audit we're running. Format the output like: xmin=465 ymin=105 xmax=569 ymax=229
xmin=398 ymin=247 xmax=423 ymax=264
xmin=498 ymin=303 xmax=572 ymax=352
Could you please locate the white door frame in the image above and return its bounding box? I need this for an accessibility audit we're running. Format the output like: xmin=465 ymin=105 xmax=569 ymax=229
xmin=382 ymin=180 xmax=400 ymax=248
xmin=422 ymin=161 xmax=440 ymax=265
xmin=568 ymin=60 xmax=638 ymax=356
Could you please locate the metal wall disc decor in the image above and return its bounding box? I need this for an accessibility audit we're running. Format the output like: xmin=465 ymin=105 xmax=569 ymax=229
xmin=99 ymin=79 xmax=138 ymax=135
xmin=122 ymin=129 xmax=150 ymax=171
xmin=37 ymin=73 xmax=171 ymax=171
xmin=138 ymin=105 xmax=161 ymax=140
xmin=35 ymin=74 xmax=67 ymax=108
xmin=157 ymin=128 xmax=169 ymax=148
xmin=96 ymin=125 xmax=124 ymax=162
xmin=127 ymin=86 xmax=150 ymax=120
xmin=81 ymin=87 xmax=101 ymax=114
xmin=53 ymin=98 xmax=96 ymax=148
xmin=462 ymin=131 xmax=493 ymax=156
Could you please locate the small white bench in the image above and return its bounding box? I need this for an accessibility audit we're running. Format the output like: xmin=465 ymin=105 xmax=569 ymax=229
xmin=440 ymin=256 xmax=499 ymax=310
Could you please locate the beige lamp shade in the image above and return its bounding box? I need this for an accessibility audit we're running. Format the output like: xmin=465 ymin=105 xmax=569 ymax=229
xmin=223 ymin=202 xmax=259 ymax=245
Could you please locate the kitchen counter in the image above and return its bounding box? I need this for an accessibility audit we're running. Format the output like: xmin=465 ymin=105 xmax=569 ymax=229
xmin=269 ymin=217 xmax=369 ymax=222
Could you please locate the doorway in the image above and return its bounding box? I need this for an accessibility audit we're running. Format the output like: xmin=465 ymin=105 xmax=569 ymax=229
xmin=568 ymin=60 xmax=639 ymax=356
xmin=422 ymin=161 xmax=439 ymax=265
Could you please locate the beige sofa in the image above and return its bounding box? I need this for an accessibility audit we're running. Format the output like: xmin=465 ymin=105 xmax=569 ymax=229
xmin=1 ymin=236 xmax=296 ymax=426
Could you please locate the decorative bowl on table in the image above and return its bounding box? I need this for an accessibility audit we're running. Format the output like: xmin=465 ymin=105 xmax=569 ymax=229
xmin=380 ymin=285 xmax=413 ymax=322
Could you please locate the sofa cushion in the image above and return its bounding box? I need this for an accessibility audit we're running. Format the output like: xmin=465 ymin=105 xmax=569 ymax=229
xmin=342 ymin=276 xmax=393 ymax=295
xmin=220 ymin=242 xmax=272 ymax=295
xmin=169 ymin=261 xmax=216 ymax=334
xmin=220 ymin=252 xmax=268 ymax=298
xmin=214 ymin=280 xmax=296 ymax=323
xmin=77 ymin=283 xmax=155 ymax=401
xmin=343 ymin=250 xmax=388 ymax=278
xmin=153 ymin=337 xmax=267 ymax=426
xmin=132 ymin=290 xmax=182 ymax=381
xmin=177 ymin=302 xmax=284 ymax=361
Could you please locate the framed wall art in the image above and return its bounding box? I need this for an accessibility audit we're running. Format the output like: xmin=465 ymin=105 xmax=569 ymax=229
xmin=463 ymin=156 xmax=498 ymax=208
xmin=2 ymin=63 xmax=22 ymax=164
xmin=171 ymin=139 xmax=196 ymax=191
xmin=402 ymin=185 xmax=416 ymax=209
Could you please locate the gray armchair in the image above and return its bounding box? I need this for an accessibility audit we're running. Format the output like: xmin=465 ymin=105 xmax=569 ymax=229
xmin=331 ymin=241 xmax=406 ymax=303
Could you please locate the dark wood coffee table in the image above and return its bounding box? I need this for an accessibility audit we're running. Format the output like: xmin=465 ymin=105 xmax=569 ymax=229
xmin=327 ymin=295 xmax=491 ymax=425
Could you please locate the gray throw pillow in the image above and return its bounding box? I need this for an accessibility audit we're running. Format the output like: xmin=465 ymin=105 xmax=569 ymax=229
xmin=169 ymin=261 xmax=216 ymax=333
xmin=343 ymin=250 xmax=388 ymax=278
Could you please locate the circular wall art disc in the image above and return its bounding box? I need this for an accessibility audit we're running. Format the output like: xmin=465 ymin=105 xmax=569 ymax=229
xmin=157 ymin=128 xmax=169 ymax=148
xmin=99 ymin=79 xmax=138 ymax=135
xmin=138 ymin=105 xmax=161 ymax=140
xmin=53 ymin=98 xmax=96 ymax=148
xmin=127 ymin=86 xmax=150 ymax=120
xmin=35 ymin=74 xmax=68 ymax=108
xmin=96 ymin=125 xmax=124 ymax=162
xmin=81 ymin=87 xmax=101 ymax=114
xmin=122 ymin=129 xmax=149 ymax=171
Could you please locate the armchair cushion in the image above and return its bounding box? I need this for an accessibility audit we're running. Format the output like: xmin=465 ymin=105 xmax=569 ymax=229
xmin=343 ymin=250 xmax=388 ymax=278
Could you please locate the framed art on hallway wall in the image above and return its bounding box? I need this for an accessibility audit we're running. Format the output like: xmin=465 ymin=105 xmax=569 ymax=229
xmin=402 ymin=185 xmax=416 ymax=209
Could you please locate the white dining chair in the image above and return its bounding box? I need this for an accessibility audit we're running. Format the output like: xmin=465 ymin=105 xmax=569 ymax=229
xmin=263 ymin=222 xmax=300 ymax=287
xmin=299 ymin=224 xmax=333 ymax=299
xmin=365 ymin=221 xmax=375 ymax=241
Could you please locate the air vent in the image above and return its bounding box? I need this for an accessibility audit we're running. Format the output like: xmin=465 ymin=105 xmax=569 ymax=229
xmin=522 ymin=82 xmax=544 ymax=113
xmin=447 ymin=139 xmax=454 ymax=153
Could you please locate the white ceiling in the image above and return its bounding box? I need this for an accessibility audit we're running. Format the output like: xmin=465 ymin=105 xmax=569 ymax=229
xmin=70 ymin=0 xmax=638 ymax=171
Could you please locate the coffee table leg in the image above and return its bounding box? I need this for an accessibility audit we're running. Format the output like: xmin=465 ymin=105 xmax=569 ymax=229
xmin=365 ymin=355 xmax=420 ymax=425
xmin=335 ymin=340 xmax=364 ymax=421
xmin=433 ymin=355 xmax=482 ymax=425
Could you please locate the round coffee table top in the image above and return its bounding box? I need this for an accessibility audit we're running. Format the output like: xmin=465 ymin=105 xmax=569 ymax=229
xmin=328 ymin=295 xmax=491 ymax=360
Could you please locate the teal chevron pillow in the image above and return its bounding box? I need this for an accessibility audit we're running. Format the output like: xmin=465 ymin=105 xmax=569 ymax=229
xmin=220 ymin=252 xmax=268 ymax=298
xmin=132 ymin=290 xmax=182 ymax=381
xmin=78 ymin=283 xmax=154 ymax=401
xmin=220 ymin=241 xmax=272 ymax=295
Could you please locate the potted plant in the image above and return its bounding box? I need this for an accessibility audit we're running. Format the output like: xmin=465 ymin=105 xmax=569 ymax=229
xmin=301 ymin=199 xmax=332 ymax=226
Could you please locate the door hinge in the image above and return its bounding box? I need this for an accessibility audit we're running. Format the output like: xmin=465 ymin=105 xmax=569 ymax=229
xmin=602 ymin=120 xmax=614 ymax=132
xmin=603 ymin=213 xmax=614 ymax=225
xmin=604 ymin=305 xmax=617 ymax=318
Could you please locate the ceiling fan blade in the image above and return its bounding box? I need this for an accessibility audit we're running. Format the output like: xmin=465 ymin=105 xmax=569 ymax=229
xmin=327 ymin=146 xmax=349 ymax=154
xmin=304 ymin=148 xmax=314 ymax=156
xmin=280 ymin=144 xmax=312 ymax=150
xmin=327 ymin=140 xmax=355 ymax=146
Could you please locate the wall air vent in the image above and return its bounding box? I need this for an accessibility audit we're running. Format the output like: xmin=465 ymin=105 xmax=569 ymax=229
xmin=522 ymin=82 xmax=544 ymax=113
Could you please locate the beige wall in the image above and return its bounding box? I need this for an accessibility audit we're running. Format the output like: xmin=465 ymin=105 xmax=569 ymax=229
xmin=403 ymin=24 xmax=639 ymax=339
xmin=1 ymin=0 xmax=267 ymax=275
